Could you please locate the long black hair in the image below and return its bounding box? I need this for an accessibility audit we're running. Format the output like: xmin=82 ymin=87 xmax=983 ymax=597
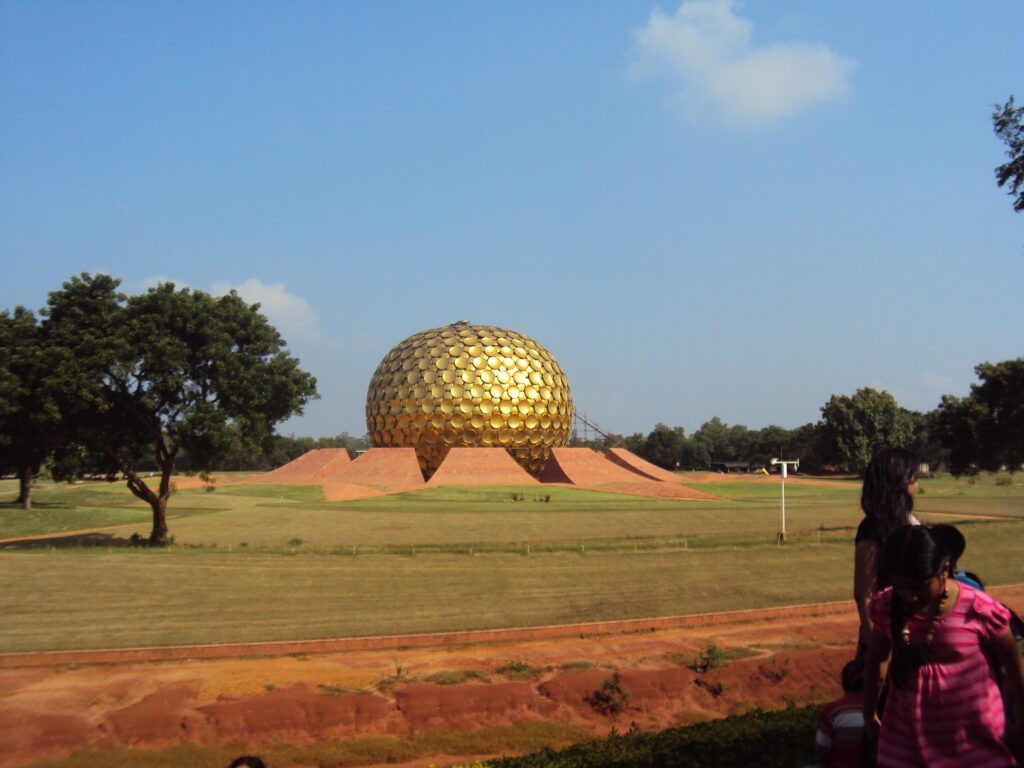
xmin=861 ymin=447 xmax=920 ymax=539
xmin=879 ymin=524 xmax=956 ymax=689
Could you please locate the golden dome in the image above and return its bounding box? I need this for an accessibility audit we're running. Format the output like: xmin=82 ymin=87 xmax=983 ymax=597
xmin=365 ymin=322 xmax=573 ymax=478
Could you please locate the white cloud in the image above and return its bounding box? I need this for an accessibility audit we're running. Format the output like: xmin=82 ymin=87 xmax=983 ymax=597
xmin=210 ymin=278 xmax=330 ymax=348
xmin=631 ymin=0 xmax=855 ymax=124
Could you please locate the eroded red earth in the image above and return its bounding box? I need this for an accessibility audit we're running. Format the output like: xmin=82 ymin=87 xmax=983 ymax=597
xmin=4 ymin=587 xmax=1022 ymax=768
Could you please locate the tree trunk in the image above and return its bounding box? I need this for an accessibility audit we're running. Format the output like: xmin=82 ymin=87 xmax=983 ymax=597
xmin=123 ymin=467 xmax=172 ymax=545
xmin=148 ymin=495 xmax=169 ymax=544
xmin=16 ymin=464 xmax=32 ymax=510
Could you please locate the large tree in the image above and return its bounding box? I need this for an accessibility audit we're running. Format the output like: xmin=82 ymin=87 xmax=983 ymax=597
xmin=935 ymin=358 xmax=1024 ymax=475
xmin=819 ymin=387 xmax=915 ymax=474
xmin=0 ymin=307 xmax=58 ymax=508
xmin=42 ymin=274 xmax=318 ymax=543
xmin=638 ymin=423 xmax=686 ymax=469
xmin=993 ymin=95 xmax=1024 ymax=212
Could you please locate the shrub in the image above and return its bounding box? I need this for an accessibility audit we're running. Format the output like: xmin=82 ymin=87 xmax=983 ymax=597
xmin=485 ymin=705 xmax=820 ymax=768
xmin=585 ymin=673 xmax=630 ymax=715
xmin=425 ymin=669 xmax=489 ymax=685
xmin=690 ymin=642 xmax=725 ymax=673
xmin=497 ymin=659 xmax=543 ymax=680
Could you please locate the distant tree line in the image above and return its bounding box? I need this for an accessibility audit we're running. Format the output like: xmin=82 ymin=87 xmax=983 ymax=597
xmin=569 ymin=358 xmax=1023 ymax=478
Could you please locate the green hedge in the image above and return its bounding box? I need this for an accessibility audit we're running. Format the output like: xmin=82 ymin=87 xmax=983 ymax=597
xmin=485 ymin=705 xmax=820 ymax=768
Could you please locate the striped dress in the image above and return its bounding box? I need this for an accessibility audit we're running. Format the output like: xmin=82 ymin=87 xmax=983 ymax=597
xmin=869 ymin=584 xmax=1014 ymax=768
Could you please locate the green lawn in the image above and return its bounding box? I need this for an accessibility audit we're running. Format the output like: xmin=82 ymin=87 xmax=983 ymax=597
xmin=1 ymin=473 xmax=1022 ymax=652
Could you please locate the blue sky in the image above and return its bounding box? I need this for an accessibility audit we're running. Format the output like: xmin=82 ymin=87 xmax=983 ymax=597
xmin=2 ymin=1 xmax=1022 ymax=438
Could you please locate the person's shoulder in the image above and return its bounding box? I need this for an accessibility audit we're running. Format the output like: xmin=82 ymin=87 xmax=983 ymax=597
xmin=855 ymin=516 xmax=880 ymax=544
xmin=963 ymin=583 xmax=1006 ymax=612
xmin=869 ymin=585 xmax=893 ymax=607
xmin=868 ymin=586 xmax=894 ymax=626
xmin=960 ymin=584 xmax=1013 ymax=631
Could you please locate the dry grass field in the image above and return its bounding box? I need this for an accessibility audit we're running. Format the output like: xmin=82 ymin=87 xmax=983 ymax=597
xmin=1 ymin=473 xmax=1022 ymax=653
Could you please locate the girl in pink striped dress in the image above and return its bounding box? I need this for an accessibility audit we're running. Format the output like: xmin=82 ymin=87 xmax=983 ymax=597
xmin=863 ymin=525 xmax=1024 ymax=767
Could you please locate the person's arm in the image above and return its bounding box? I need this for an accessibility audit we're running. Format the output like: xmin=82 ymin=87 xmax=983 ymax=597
xmin=862 ymin=625 xmax=892 ymax=745
xmin=813 ymin=715 xmax=833 ymax=765
xmin=989 ymin=629 xmax=1024 ymax=733
xmin=854 ymin=539 xmax=880 ymax=637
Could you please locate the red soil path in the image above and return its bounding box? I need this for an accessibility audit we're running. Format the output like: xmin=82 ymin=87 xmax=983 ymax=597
xmin=427 ymin=448 xmax=539 ymax=487
xmin=4 ymin=586 xmax=1020 ymax=768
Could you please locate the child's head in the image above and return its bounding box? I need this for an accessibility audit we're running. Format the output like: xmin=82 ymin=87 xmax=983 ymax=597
xmin=880 ymin=525 xmax=962 ymax=689
xmin=228 ymin=758 xmax=266 ymax=768
xmin=880 ymin=525 xmax=954 ymax=581
xmin=861 ymin=447 xmax=920 ymax=534
xmin=840 ymin=659 xmax=864 ymax=693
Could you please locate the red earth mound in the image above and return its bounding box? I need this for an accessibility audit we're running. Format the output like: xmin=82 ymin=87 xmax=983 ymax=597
xmin=319 ymin=448 xmax=426 ymax=499
xmin=604 ymin=448 xmax=686 ymax=483
xmin=427 ymin=448 xmax=539 ymax=487
xmin=539 ymin=448 xmax=718 ymax=500
xmin=254 ymin=448 xmax=351 ymax=485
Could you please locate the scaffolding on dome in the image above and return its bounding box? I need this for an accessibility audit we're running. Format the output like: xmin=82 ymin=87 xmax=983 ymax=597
xmin=569 ymin=410 xmax=625 ymax=447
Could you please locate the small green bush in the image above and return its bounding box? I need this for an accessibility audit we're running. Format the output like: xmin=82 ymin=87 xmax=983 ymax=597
xmin=690 ymin=641 xmax=725 ymax=673
xmin=425 ymin=669 xmax=489 ymax=685
xmin=585 ymin=673 xmax=630 ymax=715
xmin=497 ymin=659 xmax=544 ymax=680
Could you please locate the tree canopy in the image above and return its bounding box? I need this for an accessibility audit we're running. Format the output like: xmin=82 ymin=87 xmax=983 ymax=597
xmin=819 ymin=387 xmax=915 ymax=474
xmin=993 ymin=95 xmax=1024 ymax=212
xmin=41 ymin=274 xmax=318 ymax=542
xmin=0 ymin=307 xmax=58 ymax=508
xmin=935 ymin=358 xmax=1024 ymax=475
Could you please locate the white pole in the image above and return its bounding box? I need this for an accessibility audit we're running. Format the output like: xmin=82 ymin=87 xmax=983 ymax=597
xmin=780 ymin=462 xmax=787 ymax=538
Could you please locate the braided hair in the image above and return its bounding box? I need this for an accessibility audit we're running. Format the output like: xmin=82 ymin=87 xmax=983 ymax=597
xmin=879 ymin=524 xmax=955 ymax=690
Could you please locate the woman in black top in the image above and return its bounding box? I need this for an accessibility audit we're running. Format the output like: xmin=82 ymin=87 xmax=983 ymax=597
xmin=853 ymin=447 xmax=921 ymax=640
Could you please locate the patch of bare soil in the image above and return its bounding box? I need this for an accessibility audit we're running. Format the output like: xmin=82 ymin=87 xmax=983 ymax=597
xmin=3 ymin=587 xmax=1022 ymax=768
